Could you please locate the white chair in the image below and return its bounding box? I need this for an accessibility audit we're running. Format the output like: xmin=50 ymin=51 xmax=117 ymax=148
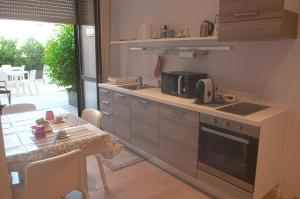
xmin=2 ymin=103 xmax=36 ymax=115
xmin=81 ymin=109 xmax=103 ymax=128
xmin=29 ymin=70 xmax=38 ymax=95
xmin=81 ymin=109 xmax=108 ymax=190
xmin=25 ymin=149 xmax=89 ymax=199
xmin=1 ymin=65 xmax=12 ymax=72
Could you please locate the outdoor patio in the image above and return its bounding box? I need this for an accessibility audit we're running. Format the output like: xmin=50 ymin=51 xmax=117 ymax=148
xmin=0 ymin=79 xmax=77 ymax=115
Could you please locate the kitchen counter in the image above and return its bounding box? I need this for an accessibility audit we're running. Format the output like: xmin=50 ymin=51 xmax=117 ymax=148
xmin=99 ymin=83 xmax=287 ymax=126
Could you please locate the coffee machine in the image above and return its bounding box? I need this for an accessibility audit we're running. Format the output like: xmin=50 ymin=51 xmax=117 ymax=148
xmin=195 ymin=79 xmax=214 ymax=104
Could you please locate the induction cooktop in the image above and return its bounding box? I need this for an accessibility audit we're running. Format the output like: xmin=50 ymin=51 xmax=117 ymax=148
xmin=217 ymin=102 xmax=270 ymax=116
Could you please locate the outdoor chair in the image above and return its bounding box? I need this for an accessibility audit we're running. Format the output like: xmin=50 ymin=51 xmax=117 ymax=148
xmin=25 ymin=149 xmax=89 ymax=199
xmin=0 ymin=72 xmax=11 ymax=105
xmin=29 ymin=70 xmax=38 ymax=95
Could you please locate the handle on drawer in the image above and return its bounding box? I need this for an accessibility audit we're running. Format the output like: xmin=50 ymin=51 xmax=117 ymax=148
xmin=172 ymin=109 xmax=185 ymax=115
xmin=235 ymin=11 xmax=260 ymax=17
xmin=114 ymin=93 xmax=126 ymax=98
xmin=139 ymin=100 xmax=149 ymax=105
xmin=101 ymin=89 xmax=111 ymax=93
xmin=101 ymin=100 xmax=111 ymax=105
xmin=102 ymin=111 xmax=111 ymax=116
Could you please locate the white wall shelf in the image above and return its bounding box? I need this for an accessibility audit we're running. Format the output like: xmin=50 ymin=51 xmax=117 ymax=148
xmin=110 ymin=36 xmax=218 ymax=44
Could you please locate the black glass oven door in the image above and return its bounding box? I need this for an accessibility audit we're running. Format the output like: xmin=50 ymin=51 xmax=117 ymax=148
xmin=198 ymin=124 xmax=258 ymax=192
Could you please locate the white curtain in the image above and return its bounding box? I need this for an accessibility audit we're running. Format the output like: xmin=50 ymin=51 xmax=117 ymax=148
xmin=100 ymin=0 xmax=111 ymax=82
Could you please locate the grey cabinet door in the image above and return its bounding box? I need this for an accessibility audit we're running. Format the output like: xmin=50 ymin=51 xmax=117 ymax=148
xmin=159 ymin=104 xmax=199 ymax=177
xmin=131 ymin=97 xmax=159 ymax=156
xmin=113 ymin=92 xmax=131 ymax=142
xmin=220 ymin=0 xmax=283 ymax=23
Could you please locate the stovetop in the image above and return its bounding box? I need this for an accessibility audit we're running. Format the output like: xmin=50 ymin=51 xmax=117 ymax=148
xmin=216 ymin=102 xmax=270 ymax=116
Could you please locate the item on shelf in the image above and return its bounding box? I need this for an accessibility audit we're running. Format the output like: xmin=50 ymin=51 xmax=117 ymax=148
xmin=176 ymin=28 xmax=191 ymax=38
xmin=107 ymin=76 xmax=140 ymax=85
xmin=137 ymin=24 xmax=153 ymax=40
xmin=213 ymin=15 xmax=219 ymax=37
xmin=200 ymin=20 xmax=215 ymax=37
xmin=160 ymin=25 xmax=176 ymax=38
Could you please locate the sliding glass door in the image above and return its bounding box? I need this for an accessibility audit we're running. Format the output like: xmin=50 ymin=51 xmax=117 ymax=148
xmin=75 ymin=0 xmax=102 ymax=115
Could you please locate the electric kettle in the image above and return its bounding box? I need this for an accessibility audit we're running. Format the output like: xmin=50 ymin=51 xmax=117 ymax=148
xmin=200 ymin=20 xmax=215 ymax=37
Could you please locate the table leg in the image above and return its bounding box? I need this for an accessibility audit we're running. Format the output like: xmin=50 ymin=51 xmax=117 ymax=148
xmin=95 ymin=154 xmax=108 ymax=190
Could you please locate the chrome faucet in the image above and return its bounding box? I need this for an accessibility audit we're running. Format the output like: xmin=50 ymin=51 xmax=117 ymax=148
xmin=138 ymin=76 xmax=143 ymax=86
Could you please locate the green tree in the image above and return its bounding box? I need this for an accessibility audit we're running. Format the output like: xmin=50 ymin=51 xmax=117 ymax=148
xmin=0 ymin=37 xmax=22 ymax=66
xmin=43 ymin=25 xmax=77 ymax=92
xmin=20 ymin=37 xmax=45 ymax=71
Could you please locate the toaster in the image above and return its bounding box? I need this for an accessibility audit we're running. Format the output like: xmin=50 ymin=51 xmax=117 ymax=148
xmin=195 ymin=79 xmax=214 ymax=104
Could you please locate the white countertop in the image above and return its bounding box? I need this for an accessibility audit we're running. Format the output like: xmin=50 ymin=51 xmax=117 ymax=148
xmin=99 ymin=83 xmax=287 ymax=126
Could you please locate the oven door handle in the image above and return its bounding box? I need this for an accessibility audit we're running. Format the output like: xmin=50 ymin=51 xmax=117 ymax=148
xmin=201 ymin=127 xmax=249 ymax=145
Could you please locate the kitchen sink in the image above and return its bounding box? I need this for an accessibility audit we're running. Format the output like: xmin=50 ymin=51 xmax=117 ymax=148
xmin=118 ymin=84 xmax=155 ymax=90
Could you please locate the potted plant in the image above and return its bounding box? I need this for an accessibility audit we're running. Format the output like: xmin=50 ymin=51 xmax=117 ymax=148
xmin=43 ymin=25 xmax=77 ymax=106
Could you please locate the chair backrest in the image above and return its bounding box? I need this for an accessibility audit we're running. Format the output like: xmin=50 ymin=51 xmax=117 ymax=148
xmin=81 ymin=109 xmax=102 ymax=128
xmin=25 ymin=149 xmax=87 ymax=199
xmin=0 ymin=72 xmax=9 ymax=82
xmin=2 ymin=103 xmax=36 ymax=115
xmin=1 ymin=65 xmax=12 ymax=72
xmin=29 ymin=70 xmax=36 ymax=80
xmin=0 ymin=120 xmax=13 ymax=199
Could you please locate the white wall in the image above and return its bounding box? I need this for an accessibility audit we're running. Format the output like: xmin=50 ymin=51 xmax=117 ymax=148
xmin=110 ymin=0 xmax=300 ymax=198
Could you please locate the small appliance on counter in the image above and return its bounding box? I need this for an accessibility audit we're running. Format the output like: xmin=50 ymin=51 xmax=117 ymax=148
xmin=161 ymin=71 xmax=207 ymax=99
xmin=195 ymin=79 xmax=214 ymax=104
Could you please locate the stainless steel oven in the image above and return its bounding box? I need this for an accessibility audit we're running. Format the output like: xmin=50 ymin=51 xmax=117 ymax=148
xmin=198 ymin=114 xmax=259 ymax=193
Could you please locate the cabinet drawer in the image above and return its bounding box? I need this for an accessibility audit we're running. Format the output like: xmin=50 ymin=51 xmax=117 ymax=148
xmin=99 ymin=88 xmax=113 ymax=101
xmin=219 ymin=18 xmax=282 ymax=41
xmin=114 ymin=116 xmax=131 ymax=142
xmin=220 ymin=0 xmax=284 ymax=23
xmin=159 ymin=104 xmax=199 ymax=176
xmin=159 ymin=104 xmax=197 ymax=126
xmin=131 ymin=97 xmax=159 ymax=156
xmin=101 ymin=110 xmax=113 ymax=133
xmin=99 ymin=99 xmax=113 ymax=112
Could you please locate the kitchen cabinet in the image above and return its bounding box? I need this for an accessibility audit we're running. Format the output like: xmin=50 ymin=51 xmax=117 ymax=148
xmin=219 ymin=0 xmax=299 ymax=41
xmin=113 ymin=92 xmax=131 ymax=142
xmin=159 ymin=104 xmax=199 ymax=177
xmin=131 ymin=97 xmax=159 ymax=156
xmin=99 ymin=88 xmax=114 ymax=132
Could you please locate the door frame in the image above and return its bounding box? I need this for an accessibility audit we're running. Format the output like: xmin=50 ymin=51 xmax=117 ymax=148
xmin=74 ymin=0 xmax=102 ymax=116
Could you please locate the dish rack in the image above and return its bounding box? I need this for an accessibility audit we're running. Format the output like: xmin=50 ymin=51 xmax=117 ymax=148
xmin=107 ymin=76 xmax=140 ymax=85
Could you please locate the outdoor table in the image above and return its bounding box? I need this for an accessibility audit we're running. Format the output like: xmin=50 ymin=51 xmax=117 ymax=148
xmin=1 ymin=108 xmax=122 ymax=187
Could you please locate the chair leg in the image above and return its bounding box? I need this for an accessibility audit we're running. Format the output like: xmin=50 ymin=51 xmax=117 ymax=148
xmin=34 ymin=81 xmax=38 ymax=94
xmin=82 ymin=188 xmax=89 ymax=199
xmin=8 ymin=91 xmax=11 ymax=105
xmin=95 ymin=154 xmax=108 ymax=190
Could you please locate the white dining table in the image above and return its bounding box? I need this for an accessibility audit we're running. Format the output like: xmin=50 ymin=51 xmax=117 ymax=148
xmin=1 ymin=108 xmax=122 ymax=187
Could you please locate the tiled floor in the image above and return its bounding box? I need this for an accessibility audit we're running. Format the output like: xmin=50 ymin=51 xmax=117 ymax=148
xmin=0 ymin=80 xmax=78 ymax=115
